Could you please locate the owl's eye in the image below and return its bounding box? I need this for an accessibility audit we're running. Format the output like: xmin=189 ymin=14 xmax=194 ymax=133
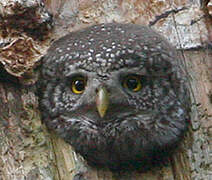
xmin=71 ymin=76 xmax=86 ymax=94
xmin=123 ymin=75 xmax=142 ymax=92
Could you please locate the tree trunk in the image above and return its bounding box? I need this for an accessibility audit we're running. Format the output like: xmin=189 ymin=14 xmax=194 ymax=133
xmin=0 ymin=0 xmax=211 ymax=179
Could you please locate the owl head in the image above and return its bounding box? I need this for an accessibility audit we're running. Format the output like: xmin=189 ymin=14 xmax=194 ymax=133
xmin=39 ymin=23 xmax=190 ymax=170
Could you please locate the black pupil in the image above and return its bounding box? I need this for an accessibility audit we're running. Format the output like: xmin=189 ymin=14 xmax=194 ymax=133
xmin=127 ymin=78 xmax=138 ymax=90
xmin=74 ymin=79 xmax=85 ymax=91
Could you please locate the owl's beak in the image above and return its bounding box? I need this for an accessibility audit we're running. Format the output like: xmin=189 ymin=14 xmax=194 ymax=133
xmin=96 ymin=86 xmax=109 ymax=118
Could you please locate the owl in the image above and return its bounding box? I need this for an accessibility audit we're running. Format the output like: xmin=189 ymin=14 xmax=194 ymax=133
xmin=38 ymin=23 xmax=190 ymax=170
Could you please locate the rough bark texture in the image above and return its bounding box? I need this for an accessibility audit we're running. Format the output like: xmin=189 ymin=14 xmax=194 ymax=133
xmin=0 ymin=0 xmax=211 ymax=180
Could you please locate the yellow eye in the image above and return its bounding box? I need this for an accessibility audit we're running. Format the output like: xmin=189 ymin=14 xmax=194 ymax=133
xmin=123 ymin=75 xmax=142 ymax=92
xmin=71 ymin=77 xmax=86 ymax=94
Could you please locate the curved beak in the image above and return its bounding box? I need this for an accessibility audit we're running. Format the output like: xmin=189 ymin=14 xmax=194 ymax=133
xmin=96 ymin=87 xmax=109 ymax=118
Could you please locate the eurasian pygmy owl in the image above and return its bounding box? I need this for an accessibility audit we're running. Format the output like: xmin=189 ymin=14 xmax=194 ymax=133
xmin=38 ymin=23 xmax=190 ymax=170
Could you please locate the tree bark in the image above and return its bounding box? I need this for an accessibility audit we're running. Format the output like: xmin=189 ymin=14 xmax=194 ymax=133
xmin=0 ymin=0 xmax=211 ymax=180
